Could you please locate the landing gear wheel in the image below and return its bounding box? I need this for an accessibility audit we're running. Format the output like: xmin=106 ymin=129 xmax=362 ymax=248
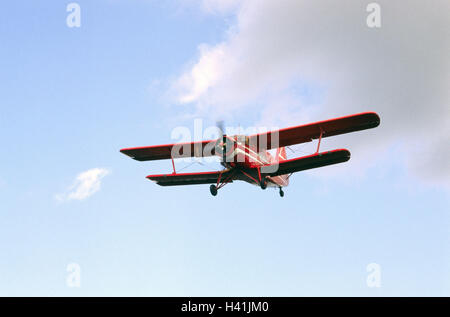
xmin=260 ymin=178 xmax=267 ymax=190
xmin=210 ymin=185 xmax=218 ymax=196
xmin=279 ymin=188 xmax=284 ymax=197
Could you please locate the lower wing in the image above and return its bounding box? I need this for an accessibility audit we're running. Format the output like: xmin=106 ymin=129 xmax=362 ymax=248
xmin=147 ymin=170 xmax=232 ymax=186
xmin=146 ymin=149 xmax=350 ymax=186
xmin=262 ymin=149 xmax=351 ymax=177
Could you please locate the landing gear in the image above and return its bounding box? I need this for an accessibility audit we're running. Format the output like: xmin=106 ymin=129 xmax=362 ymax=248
xmin=210 ymin=169 xmax=235 ymax=196
xmin=260 ymin=178 xmax=267 ymax=190
xmin=257 ymin=167 xmax=267 ymax=190
xmin=279 ymin=187 xmax=284 ymax=197
xmin=210 ymin=184 xmax=218 ymax=196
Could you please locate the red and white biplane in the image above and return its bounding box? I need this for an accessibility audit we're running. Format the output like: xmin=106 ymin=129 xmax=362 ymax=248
xmin=120 ymin=112 xmax=380 ymax=197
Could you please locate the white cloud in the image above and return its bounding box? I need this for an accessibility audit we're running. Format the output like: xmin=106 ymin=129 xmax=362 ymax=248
xmin=171 ymin=0 xmax=450 ymax=186
xmin=56 ymin=168 xmax=110 ymax=202
xmin=176 ymin=0 xmax=242 ymax=16
xmin=176 ymin=44 xmax=228 ymax=104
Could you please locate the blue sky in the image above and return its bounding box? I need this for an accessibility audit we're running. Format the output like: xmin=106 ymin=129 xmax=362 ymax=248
xmin=0 ymin=1 xmax=448 ymax=296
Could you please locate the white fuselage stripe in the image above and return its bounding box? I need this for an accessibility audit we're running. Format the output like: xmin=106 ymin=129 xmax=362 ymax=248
xmin=234 ymin=147 xmax=266 ymax=165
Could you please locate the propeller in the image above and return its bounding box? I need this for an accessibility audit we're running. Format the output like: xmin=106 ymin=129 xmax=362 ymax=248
xmin=216 ymin=120 xmax=227 ymax=163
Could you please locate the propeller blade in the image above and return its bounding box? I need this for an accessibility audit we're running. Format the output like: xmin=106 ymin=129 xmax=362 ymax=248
xmin=216 ymin=120 xmax=225 ymax=136
xmin=216 ymin=120 xmax=227 ymax=163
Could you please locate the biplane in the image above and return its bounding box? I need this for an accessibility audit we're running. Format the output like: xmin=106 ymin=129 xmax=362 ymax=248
xmin=120 ymin=112 xmax=380 ymax=197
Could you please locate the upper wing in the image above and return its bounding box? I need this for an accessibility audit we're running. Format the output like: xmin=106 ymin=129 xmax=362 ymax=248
xmin=147 ymin=170 xmax=231 ymax=186
xmin=121 ymin=112 xmax=379 ymax=160
xmin=262 ymin=149 xmax=351 ymax=176
xmin=248 ymin=112 xmax=380 ymax=152
xmin=120 ymin=140 xmax=216 ymax=161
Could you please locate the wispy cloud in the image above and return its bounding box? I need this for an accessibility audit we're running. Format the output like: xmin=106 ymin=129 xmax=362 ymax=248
xmin=56 ymin=168 xmax=110 ymax=202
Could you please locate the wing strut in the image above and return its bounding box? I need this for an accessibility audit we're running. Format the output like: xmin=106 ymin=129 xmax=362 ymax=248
xmin=216 ymin=169 xmax=235 ymax=189
xmin=315 ymin=127 xmax=324 ymax=154
xmin=210 ymin=169 xmax=235 ymax=196
xmin=171 ymin=156 xmax=176 ymax=174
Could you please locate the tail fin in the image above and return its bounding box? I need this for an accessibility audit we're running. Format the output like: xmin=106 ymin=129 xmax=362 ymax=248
xmin=275 ymin=147 xmax=287 ymax=162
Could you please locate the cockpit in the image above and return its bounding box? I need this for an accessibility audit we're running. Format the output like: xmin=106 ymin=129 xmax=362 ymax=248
xmin=233 ymin=135 xmax=249 ymax=146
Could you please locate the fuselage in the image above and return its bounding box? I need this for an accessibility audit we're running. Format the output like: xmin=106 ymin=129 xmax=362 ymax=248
xmin=215 ymin=135 xmax=289 ymax=188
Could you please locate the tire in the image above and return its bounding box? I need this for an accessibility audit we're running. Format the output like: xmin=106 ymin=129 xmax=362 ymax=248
xmin=210 ymin=185 xmax=218 ymax=196
xmin=279 ymin=189 xmax=284 ymax=197
xmin=260 ymin=179 xmax=267 ymax=190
